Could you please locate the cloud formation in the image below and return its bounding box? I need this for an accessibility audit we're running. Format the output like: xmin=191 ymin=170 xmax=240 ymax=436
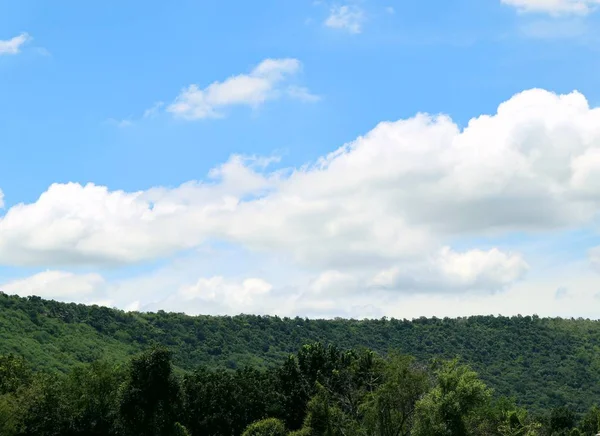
xmin=324 ymin=5 xmax=365 ymax=33
xmin=370 ymin=247 xmax=529 ymax=292
xmin=0 ymin=270 xmax=105 ymax=301
xmin=4 ymin=263 xmax=600 ymax=319
xmin=502 ymin=0 xmax=600 ymax=15
xmin=172 ymin=276 xmax=273 ymax=315
xmin=167 ymin=58 xmax=310 ymax=119
xmin=1 ymin=88 xmax=599 ymax=306
xmin=0 ymin=33 xmax=30 ymax=55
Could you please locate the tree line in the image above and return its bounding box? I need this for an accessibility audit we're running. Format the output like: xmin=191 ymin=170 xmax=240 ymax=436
xmin=0 ymin=343 xmax=599 ymax=436
xmin=1 ymin=293 xmax=600 ymax=415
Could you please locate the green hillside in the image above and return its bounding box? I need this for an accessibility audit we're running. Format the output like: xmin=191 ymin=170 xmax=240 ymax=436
xmin=1 ymin=292 xmax=600 ymax=413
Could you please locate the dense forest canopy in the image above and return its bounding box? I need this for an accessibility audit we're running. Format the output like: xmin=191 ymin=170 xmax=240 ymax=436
xmin=1 ymin=343 xmax=599 ymax=435
xmin=1 ymin=292 xmax=600 ymax=418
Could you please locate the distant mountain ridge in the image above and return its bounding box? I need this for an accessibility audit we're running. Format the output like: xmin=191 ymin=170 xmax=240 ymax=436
xmin=1 ymin=291 xmax=599 ymax=412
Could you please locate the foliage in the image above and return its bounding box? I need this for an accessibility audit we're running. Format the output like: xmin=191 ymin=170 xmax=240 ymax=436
xmin=497 ymin=409 xmax=542 ymax=436
xmin=0 ymin=355 xmax=31 ymax=395
xmin=1 ymin=293 xmax=600 ymax=435
xmin=578 ymin=405 xmax=600 ymax=435
xmin=241 ymin=418 xmax=287 ymax=436
xmin=0 ymin=341 xmax=598 ymax=436
xmin=360 ymin=354 xmax=429 ymax=436
xmin=118 ymin=347 xmax=182 ymax=436
xmin=412 ymin=359 xmax=492 ymax=436
xmin=0 ymin=393 xmax=22 ymax=436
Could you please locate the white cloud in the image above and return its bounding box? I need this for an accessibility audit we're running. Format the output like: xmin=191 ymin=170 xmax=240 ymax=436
xmin=0 ymin=156 xmax=273 ymax=266
xmin=384 ymin=271 xmax=600 ymax=320
xmin=5 ymin=261 xmax=600 ymax=319
xmin=166 ymin=58 xmax=310 ymax=120
xmin=0 ymin=88 xmax=599 ymax=297
xmin=502 ymin=0 xmax=600 ymax=15
xmin=309 ymin=270 xmax=359 ymax=295
xmin=0 ymin=270 xmax=105 ymax=301
xmin=371 ymin=247 xmax=529 ymax=292
xmin=173 ymin=276 xmax=273 ymax=315
xmin=325 ymin=5 xmax=365 ymax=33
xmin=591 ymin=247 xmax=600 ymax=271
xmin=0 ymin=33 xmax=30 ymax=55
xmin=286 ymin=86 xmax=321 ymax=102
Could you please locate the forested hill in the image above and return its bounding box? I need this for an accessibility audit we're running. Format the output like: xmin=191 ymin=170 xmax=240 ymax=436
xmin=1 ymin=292 xmax=600 ymax=413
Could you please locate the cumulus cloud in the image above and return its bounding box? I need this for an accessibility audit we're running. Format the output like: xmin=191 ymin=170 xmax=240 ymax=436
xmin=324 ymin=5 xmax=365 ymax=33
xmin=294 ymin=247 xmax=528 ymax=300
xmin=308 ymin=270 xmax=359 ymax=296
xmin=0 ymin=88 xmax=599 ymax=294
xmin=374 ymin=272 xmax=600 ymax=320
xmin=6 ymin=263 xmax=600 ymax=319
xmin=370 ymin=247 xmax=529 ymax=292
xmin=0 ymin=270 xmax=105 ymax=301
xmin=0 ymin=33 xmax=30 ymax=55
xmin=0 ymin=156 xmax=274 ymax=266
xmin=166 ymin=58 xmax=311 ymax=119
xmin=173 ymin=276 xmax=273 ymax=315
xmin=502 ymin=0 xmax=600 ymax=15
xmin=0 ymin=183 xmax=193 ymax=266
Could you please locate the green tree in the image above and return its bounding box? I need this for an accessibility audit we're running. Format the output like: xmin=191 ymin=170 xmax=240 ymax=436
xmin=277 ymin=354 xmax=311 ymax=430
xmin=182 ymin=366 xmax=278 ymax=436
xmin=361 ymin=354 xmax=429 ymax=436
xmin=497 ymin=409 xmax=541 ymax=436
xmin=0 ymin=355 xmax=31 ymax=395
xmin=300 ymin=384 xmax=362 ymax=436
xmin=19 ymin=373 xmax=71 ymax=436
xmin=548 ymin=407 xmax=576 ymax=436
xmin=412 ymin=359 xmax=492 ymax=436
xmin=578 ymin=405 xmax=600 ymax=435
xmin=0 ymin=393 xmax=22 ymax=436
xmin=63 ymin=361 xmax=123 ymax=436
xmin=0 ymin=355 xmax=31 ymax=436
xmin=118 ymin=347 xmax=181 ymax=436
xmin=242 ymin=418 xmax=287 ymax=436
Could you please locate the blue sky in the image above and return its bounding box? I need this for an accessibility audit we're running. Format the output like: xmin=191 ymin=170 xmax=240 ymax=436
xmin=1 ymin=0 xmax=600 ymax=318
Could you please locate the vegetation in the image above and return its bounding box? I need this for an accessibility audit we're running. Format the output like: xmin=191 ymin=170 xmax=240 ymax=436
xmin=0 ymin=343 xmax=599 ymax=435
xmin=1 ymin=293 xmax=600 ymax=415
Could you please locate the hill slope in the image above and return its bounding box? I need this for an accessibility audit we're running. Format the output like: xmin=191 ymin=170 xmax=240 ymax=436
xmin=1 ymin=292 xmax=599 ymax=412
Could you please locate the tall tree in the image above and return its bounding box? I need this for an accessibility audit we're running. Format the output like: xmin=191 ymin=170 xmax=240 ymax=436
xmin=63 ymin=361 xmax=123 ymax=436
xmin=118 ymin=347 xmax=181 ymax=436
xmin=412 ymin=359 xmax=492 ymax=436
xmin=361 ymin=354 xmax=429 ymax=436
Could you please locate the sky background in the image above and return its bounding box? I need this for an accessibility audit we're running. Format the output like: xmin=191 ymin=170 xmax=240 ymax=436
xmin=1 ymin=0 xmax=600 ymax=319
